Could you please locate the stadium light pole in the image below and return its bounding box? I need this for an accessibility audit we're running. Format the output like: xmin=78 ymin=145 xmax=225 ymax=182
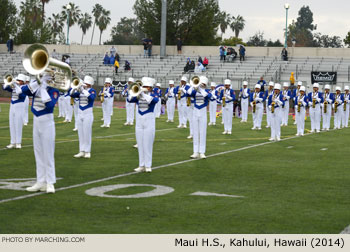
xmin=66 ymin=3 xmax=71 ymax=45
xmin=284 ymin=3 xmax=290 ymax=48
xmin=160 ymin=0 xmax=167 ymax=58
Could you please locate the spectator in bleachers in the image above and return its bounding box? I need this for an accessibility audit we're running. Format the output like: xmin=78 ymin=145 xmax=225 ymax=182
xmin=110 ymin=46 xmax=116 ymax=56
xmin=103 ymin=52 xmax=110 ymax=65
xmin=227 ymin=47 xmax=237 ymax=61
xmin=190 ymin=60 xmax=195 ymax=71
xmin=281 ymin=48 xmax=288 ymax=61
xmin=148 ymin=41 xmax=152 ymax=58
xmin=177 ymin=38 xmax=182 ymax=54
xmin=184 ymin=58 xmax=191 ymax=72
xmin=239 ymin=45 xmax=246 ymax=62
xmin=109 ymin=54 xmax=115 ymax=65
xmin=219 ymin=46 xmax=225 ymax=61
xmin=257 ymin=76 xmax=266 ymax=92
xmin=203 ymin=57 xmax=209 ymax=68
xmin=124 ymin=60 xmax=131 ymax=71
xmin=194 ymin=62 xmax=205 ymax=73
xmin=7 ymin=38 xmax=14 ymax=54
xmin=142 ymin=39 xmax=148 ymax=57
xmin=115 ymin=53 xmax=120 ymax=63
xmin=114 ymin=59 xmax=119 ymax=74
xmin=198 ymin=56 xmax=203 ymax=64
xmin=51 ymin=49 xmax=58 ymax=59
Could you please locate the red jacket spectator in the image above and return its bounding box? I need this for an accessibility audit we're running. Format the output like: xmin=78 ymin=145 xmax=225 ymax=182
xmin=203 ymin=57 xmax=209 ymax=67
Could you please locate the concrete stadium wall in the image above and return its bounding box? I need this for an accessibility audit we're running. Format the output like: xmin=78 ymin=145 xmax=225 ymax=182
xmin=1 ymin=44 xmax=350 ymax=58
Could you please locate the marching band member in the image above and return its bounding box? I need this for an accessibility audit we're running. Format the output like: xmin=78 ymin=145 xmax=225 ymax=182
xmin=268 ymin=83 xmax=284 ymax=141
xmin=58 ymin=90 xmax=65 ymax=118
xmin=292 ymin=81 xmax=303 ymax=125
xmin=281 ymin=82 xmax=291 ymax=126
xmin=63 ymin=89 xmax=73 ymax=123
xmin=208 ymin=82 xmax=218 ymax=126
xmin=294 ymin=86 xmax=308 ymax=136
xmin=333 ymin=86 xmax=344 ymax=130
xmin=71 ymin=76 xmax=96 ymax=158
xmin=21 ymin=75 xmax=59 ymax=193
xmin=321 ymin=85 xmax=333 ymax=131
xmin=122 ymin=78 xmax=135 ymax=125
xmin=220 ymin=79 xmax=235 ymax=135
xmin=174 ymin=76 xmax=188 ymax=128
xmin=101 ymin=78 xmax=114 ymax=128
xmin=264 ymin=81 xmax=274 ymax=128
xmin=187 ymin=76 xmax=212 ymax=159
xmin=342 ymin=86 xmax=349 ymax=128
xmin=186 ymin=80 xmax=195 ymax=139
xmin=250 ymin=84 xmax=264 ymax=130
xmin=72 ymin=95 xmax=79 ymax=131
xmin=128 ymin=77 xmax=159 ymax=173
xmin=154 ymin=83 xmax=162 ymax=118
xmin=110 ymin=84 xmax=115 ymax=117
xmin=23 ymin=75 xmax=30 ymax=126
xmin=2 ymin=74 xmax=27 ymax=149
xmin=165 ymin=80 xmax=175 ymax=122
xmin=239 ymin=81 xmax=250 ymax=123
xmin=307 ymin=83 xmax=323 ymax=133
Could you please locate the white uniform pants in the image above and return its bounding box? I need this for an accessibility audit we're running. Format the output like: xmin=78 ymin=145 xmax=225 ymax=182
xmin=33 ymin=113 xmax=56 ymax=184
xmin=126 ymin=100 xmax=135 ymax=123
xmin=77 ymin=108 xmax=94 ymax=153
xmin=23 ymin=96 xmax=29 ymax=124
xmin=193 ymin=107 xmax=207 ymax=154
xmin=73 ymin=102 xmax=79 ymax=129
xmin=223 ymin=102 xmax=233 ymax=132
xmin=282 ymin=101 xmax=289 ymax=125
xmin=322 ymin=104 xmax=331 ymax=130
xmin=241 ymin=98 xmax=248 ymax=121
xmin=58 ymin=96 xmax=65 ymax=117
xmin=65 ymin=97 xmax=73 ymax=121
xmin=309 ymin=105 xmax=321 ymax=131
xmin=178 ymin=99 xmax=187 ymax=125
xmin=135 ymin=112 xmax=155 ymax=168
xmin=187 ymin=104 xmax=194 ymax=135
xmin=103 ymin=98 xmax=113 ymax=125
xmin=9 ymin=102 xmax=24 ymax=144
xmin=334 ymin=109 xmax=343 ymax=129
xmin=110 ymin=97 xmax=114 ymax=116
xmin=266 ymin=103 xmax=271 ymax=127
xmin=252 ymin=103 xmax=263 ymax=128
xmin=341 ymin=105 xmax=348 ymax=127
xmin=345 ymin=104 xmax=350 ymax=127
xmin=166 ymin=98 xmax=175 ymax=121
xmin=295 ymin=107 xmax=306 ymax=135
xmin=209 ymin=100 xmax=217 ymax=124
xmin=155 ymin=101 xmax=161 ymax=118
xmin=270 ymin=107 xmax=281 ymax=139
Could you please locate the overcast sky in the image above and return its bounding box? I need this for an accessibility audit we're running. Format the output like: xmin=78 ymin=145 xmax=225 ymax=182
xmin=12 ymin=0 xmax=350 ymax=45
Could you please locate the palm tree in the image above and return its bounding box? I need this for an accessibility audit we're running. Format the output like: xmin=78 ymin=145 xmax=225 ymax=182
xmin=219 ymin=11 xmax=231 ymax=38
xmin=90 ymin=3 xmax=103 ymax=45
xmin=20 ymin=0 xmax=42 ymax=26
xmin=48 ymin=13 xmax=64 ymax=42
xmin=230 ymin=15 xmax=246 ymax=38
xmin=41 ymin=0 xmax=51 ymax=20
xmin=61 ymin=2 xmax=81 ymax=43
xmin=97 ymin=9 xmax=111 ymax=45
xmin=78 ymin=13 xmax=92 ymax=45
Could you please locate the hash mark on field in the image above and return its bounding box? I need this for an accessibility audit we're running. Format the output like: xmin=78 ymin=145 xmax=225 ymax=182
xmin=321 ymin=148 xmax=328 ymax=151
xmin=0 ymin=128 xmax=336 ymax=204
xmin=191 ymin=191 xmax=244 ymax=198
xmin=219 ymin=143 xmax=227 ymax=145
xmin=287 ymin=146 xmax=294 ymax=149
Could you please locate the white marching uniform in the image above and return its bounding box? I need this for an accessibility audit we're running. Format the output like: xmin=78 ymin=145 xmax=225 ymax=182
xmin=165 ymin=87 xmax=175 ymax=121
xmin=281 ymin=90 xmax=291 ymax=125
xmin=122 ymin=88 xmax=135 ymax=124
xmin=175 ymin=84 xmax=188 ymax=127
xmin=209 ymin=89 xmax=218 ymax=124
xmin=295 ymin=94 xmax=308 ymax=135
xmin=58 ymin=92 xmax=65 ymax=117
xmin=333 ymin=93 xmax=344 ymax=129
xmin=64 ymin=91 xmax=73 ymax=122
xmin=322 ymin=92 xmax=333 ymax=130
xmin=265 ymin=89 xmax=274 ymax=127
xmin=250 ymin=91 xmax=264 ymax=129
xmin=73 ymin=98 xmax=79 ymax=129
xmin=101 ymin=86 xmax=114 ymax=126
xmin=23 ymin=96 xmax=29 ymax=125
xmin=220 ymin=88 xmax=235 ymax=133
xmin=187 ymin=97 xmax=194 ymax=136
xmin=268 ymin=93 xmax=284 ymax=140
xmin=307 ymin=91 xmax=323 ymax=132
xmin=187 ymin=87 xmax=212 ymax=155
xmin=342 ymin=93 xmax=349 ymax=128
xmin=71 ymin=87 xmax=96 ymax=154
xmin=3 ymin=83 xmax=26 ymax=146
xmin=240 ymin=88 xmax=250 ymax=122
xmin=21 ymin=81 xmax=59 ymax=185
xmin=154 ymin=87 xmax=162 ymax=118
xmin=128 ymin=92 xmax=158 ymax=168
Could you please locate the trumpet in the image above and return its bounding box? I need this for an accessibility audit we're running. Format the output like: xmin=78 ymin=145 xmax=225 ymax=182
xmin=3 ymin=74 xmax=15 ymax=88
xmin=23 ymin=43 xmax=72 ymax=91
xmin=129 ymin=80 xmax=147 ymax=98
xmin=71 ymin=77 xmax=84 ymax=90
xmin=190 ymin=76 xmax=200 ymax=90
xmin=324 ymin=100 xmax=328 ymax=114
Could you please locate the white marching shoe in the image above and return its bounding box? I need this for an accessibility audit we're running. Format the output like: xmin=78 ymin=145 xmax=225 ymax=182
xmin=222 ymin=131 xmax=227 ymax=135
xmin=257 ymin=127 xmax=262 ymax=130
xmin=133 ymin=144 xmax=138 ymax=148
xmin=15 ymin=144 xmax=22 ymax=149
xmin=266 ymin=125 xmax=270 ymax=128
xmin=6 ymin=144 xmax=15 ymax=149
xmin=177 ymin=124 xmax=182 ymax=128
xmin=24 ymin=123 xmax=28 ymax=126
xmin=145 ymin=167 xmax=152 ymax=173
xmin=73 ymin=128 xmax=78 ymax=131
xmin=26 ymin=183 xmax=46 ymax=192
xmin=46 ymin=183 xmax=55 ymax=194
xmin=276 ymin=137 xmax=281 ymax=141
xmin=221 ymin=121 xmax=224 ymax=124
xmin=166 ymin=120 xmax=170 ymax=122
xmin=199 ymin=153 xmax=206 ymax=159
xmin=63 ymin=119 xmax=68 ymax=122
xmin=134 ymin=167 xmax=145 ymax=172
xmin=227 ymin=131 xmax=232 ymax=135
xmin=124 ymin=122 xmax=129 ymax=126
xmin=74 ymin=152 xmax=85 ymax=158
xmin=187 ymin=135 xmax=193 ymax=139
xmin=130 ymin=122 xmax=134 ymax=125
xmin=251 ymin=127 xmax=256 ymax=130
xmin=269 ymin=137 xmax=275 ymax=141
xmin=84 ymin=152 xmax=91 ymax=158
xmin=100 ymin=124 xmax=106 ymax=128
xmin=190 ymin=153 xmax=199 ymax=159
xmin=182 ymin=124 xmax=187 ymax=128
xmin=105 ymin=124 xmax=110 ymax=128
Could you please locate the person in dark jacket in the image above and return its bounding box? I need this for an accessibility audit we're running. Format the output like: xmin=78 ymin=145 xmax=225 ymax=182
xmin=239 ymin=45 xmax=246 ymax=62
xmin=103 ymin=52 xmax=110 ymax=65
xmin=177 ymin=38 xmax=182 ymax=54
xmin=7 ymin=38 xmax=14 ymax=53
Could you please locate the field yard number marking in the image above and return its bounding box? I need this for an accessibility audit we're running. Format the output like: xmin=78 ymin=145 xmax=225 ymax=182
xmin=85 ymin=184 xmax=174 ymax=198
xmin=0 ymin=178 xmax=62 ymax=191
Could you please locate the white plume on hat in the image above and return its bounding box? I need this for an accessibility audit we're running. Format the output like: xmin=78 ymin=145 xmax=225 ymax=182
xmin=16 ymin=74 xmax=27 ymax=82
xmin=313 ymin=83 xmax=319 ymax=88
xmin=84 ymin=76 xmax=94 ymax=85
xmin=268 ymin=81 xmax=274 ymax=87
xmin=324 ymin=84 xmax=330 ymax=90
xmin=210 ymin=82 xmax=216 ymax=87
xmin=336 ymin=86 xmax=341 ymax=91
xmin=300 ymin=86 xmax=306 ymax=92
xmin=104 ymin=77 xmax=112 ymax=84
xmin=224 ymin=79 xmax=231 ymax=85
xmin=255 ymin=84 xmax=261 ymax=89
xmin=274 ymin=83 xmax=281 ymax=90
xmin=199 ymin=76 xmax=209 ymax=86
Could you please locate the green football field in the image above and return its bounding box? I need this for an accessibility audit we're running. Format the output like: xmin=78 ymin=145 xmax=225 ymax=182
xmin=0 ymin=102 xmax=349 ymax=234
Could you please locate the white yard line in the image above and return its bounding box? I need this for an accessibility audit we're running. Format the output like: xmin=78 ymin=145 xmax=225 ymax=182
xmin=0 ymin=130 xmax=324 ymax=204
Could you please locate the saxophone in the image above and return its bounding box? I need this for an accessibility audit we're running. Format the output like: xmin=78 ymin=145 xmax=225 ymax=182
xmin=186 ymin=97 xmax=191 ymax=107
xmin=222 ymin=89 xmax=227 ymax=107
xmin=334 ymin=95 xmax=339 ymax=113
xmin=312 ymin=92 xmax=316 ymax=108
xmin=344 ymin=98 xmax=347 ymax=112
xmin=297 ymin=95 xmax=301 ymax=113
xmin=252 ymin=93 xmax=256 ymax=113
xmin=178 ymin=86 xmax=182 ymax=100
xmin=100 ymin=86 xmax=106 ymax=103
xmin=271 ymin=94 xmax=276 ymax=114
xmin=324 ymin=93 xmax=328 ymax=114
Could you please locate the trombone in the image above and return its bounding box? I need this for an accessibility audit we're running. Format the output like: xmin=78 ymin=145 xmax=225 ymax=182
xmin=23 ymin=43 xmax=72 ymax=91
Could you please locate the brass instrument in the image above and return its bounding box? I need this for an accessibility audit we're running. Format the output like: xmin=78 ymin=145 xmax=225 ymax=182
xmin=191 ymin=76 xmax=200 ymax=89
xmin=334 ymin=95 xmax=339 ymax=113
xmin=222 ymin=89 xmax=227 ymax=107
xmin=312 ymin=92 xmax=316 ymax=108
xmin=186 ymin=96 xmax=191 ymax=107
xmin=71 ymin=77 xmax=83 ymax=90
xmin=129 ymin=80 xmax=147 ymax=98
xmin=100 ymin=86 xmax=106 ymax=103
xmin=297 ymin=101 xmax=301 ymax=112
xmin=3 ymin=74 xmax=15 ymax=88
xmin=178 ymin=88 xmax=181 ymax=100
xmin=344 ymin=99 xmax=347 ymax=112
xmin=324 ymin=100 xmax=328 ymax=113
xmin=23 ymin=43 xmax=72 ymax=91
xmin=271 ymin=94 xmax=276 ymax=113
xmin=252 ymin=93 xmax=257 ymax=113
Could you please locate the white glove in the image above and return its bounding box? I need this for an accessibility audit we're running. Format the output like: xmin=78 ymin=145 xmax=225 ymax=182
xmin=277 ymin=100 xmax=283 ymax=106
xmin=29 ymin=79 xmax=40 ymax=93
xmin=82 ymin=90 xmax=90 ymax=97
xmin=15 ymin=85 xmax=22 ymax=95
xmin=257 ymin=98 xmax=263 ymax=102
xmin=317 ymin=98 xmax=321 ymax=103
xmin=199 ymin=87 xmax=208 ymax=97
xmin=41 ymin=88 xmax=51 ymax=103
xmin=327 ymin=99 xmax=332 ymax=103
xmin=141 ymin=92 xmax=153 ymax=104
xmin=250 ymin=102 xmax=253 ymax=107
xmin=104 ymin=91 xmax=110 ymax=97
xmin=187 ymin=87 xmax=193 ymax=95
xmin=268 ymin=105 xmax=272 ymax=111
xmin=308 ymin=101 xmax=313 ymax=106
